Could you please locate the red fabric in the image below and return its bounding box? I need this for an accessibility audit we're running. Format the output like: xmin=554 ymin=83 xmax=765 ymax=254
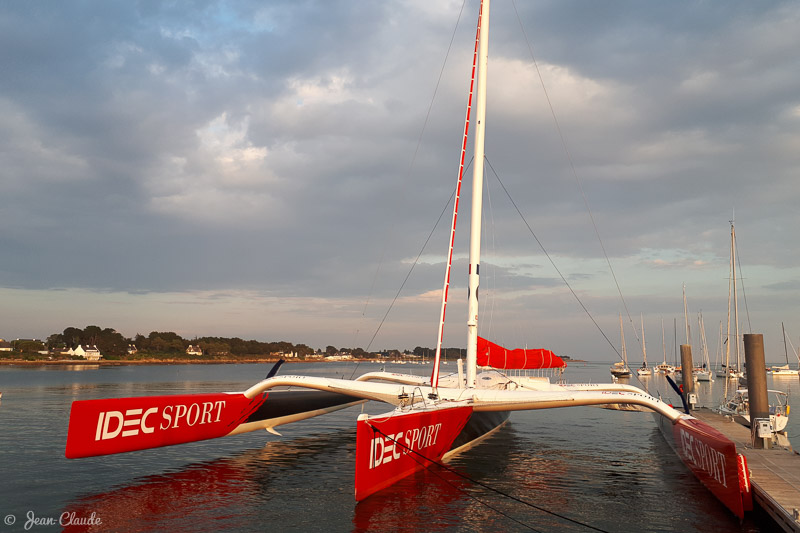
xmin=477 ymin=336 xmax=566 ymax=369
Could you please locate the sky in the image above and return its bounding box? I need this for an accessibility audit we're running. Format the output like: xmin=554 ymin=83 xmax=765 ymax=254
xmin=1 ymin=0 xmax=799 ymax=362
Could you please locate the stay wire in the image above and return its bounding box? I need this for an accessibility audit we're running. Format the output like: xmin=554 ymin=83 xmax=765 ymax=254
xmin=354 ymin=0 xmax=469 ymax=353
xmin=734 ymin=231 xmax=752 ymax=333
xmin=484 ymin=157 xmax=620 ymax=359
xmin=367 ymin=423 xmax=610 ymax=533
xmin=364 ymin=182 xmax=460 ymax=353
xmin=510 ymin=0 xmax=642 ymax=356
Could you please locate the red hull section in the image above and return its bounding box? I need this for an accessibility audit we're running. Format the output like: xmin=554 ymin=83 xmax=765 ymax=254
xmin=477 ymin=336 xmax=566 ymax=369
xmin=66 ymin=392 xmax=266 ymax=458
xmin=670 ymin=417 xmax=752 ymax=519
xmin=355 ymin=405 xmax=473 ymax=501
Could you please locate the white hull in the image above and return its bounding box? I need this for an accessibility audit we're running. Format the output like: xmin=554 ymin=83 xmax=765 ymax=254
xmin=771 ymin=369 xmax=800 ymax=376
xmin=695 ymin=370 xmax=713 ymax=382
xmin=718 ymin=389 xmax=790 ymax=433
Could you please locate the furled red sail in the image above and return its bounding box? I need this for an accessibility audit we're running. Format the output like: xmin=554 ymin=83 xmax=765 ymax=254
xmin=477 ymin=337 xmax=566 ymax=369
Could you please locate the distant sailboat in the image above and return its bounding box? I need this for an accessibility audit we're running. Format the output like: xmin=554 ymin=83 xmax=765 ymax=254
xmin=717 ymin=221 xmax=743 ymax=380
xmin=655 ymin=318 xmax=675 ymax=374
xmin=636 ymin=315 xmax=652 ymax=376
xmin=695 ymin=313 xmax=713 ymax=382
xmin=769 ymin=322 xmax=799 ymax=376
xmin=611 ymin=315 xmax=632 ymax=378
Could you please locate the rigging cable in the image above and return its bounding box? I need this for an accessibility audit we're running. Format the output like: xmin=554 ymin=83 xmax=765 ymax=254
xmin=351 ymin=0 xmax=468 ymax=350
xmin=509 ymin=0 xmax=643 ymax=355
xmin=348 ymin=0 xmax=469 ymax=375
xmin=364 ymin=184 xmax=459 ymax=353
xmin=485 ymin=158 xmax=619 ymax=359
xmin=366 ymin=423 xmax=611 ymax=533
xmin=734 ymin=230 xmax=752 ymax=333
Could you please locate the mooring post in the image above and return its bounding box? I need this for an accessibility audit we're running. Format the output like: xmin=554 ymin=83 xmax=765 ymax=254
xmin=680 ymin=344 xmax=695 ymax=409
xmin=744 ymin=333 xmax=771 ymax=449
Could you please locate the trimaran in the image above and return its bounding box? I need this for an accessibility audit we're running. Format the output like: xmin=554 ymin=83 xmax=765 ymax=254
xmin=65 ymin=0 xmax=753 ymax=519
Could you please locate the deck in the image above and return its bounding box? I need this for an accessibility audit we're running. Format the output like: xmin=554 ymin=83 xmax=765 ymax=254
xmin=693 ymin=408 xmax=800 ymax=532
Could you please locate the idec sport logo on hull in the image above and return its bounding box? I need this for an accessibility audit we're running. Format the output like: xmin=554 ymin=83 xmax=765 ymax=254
xmin=366 ymin=422 xmax=444 ymax=470
xmin=354 ymin=405 xmax=472 ymax=501
xmin=66 ymin=393 xmax=266 ymax=458
xmin=671 ymin=417 xmax=751 ymax=519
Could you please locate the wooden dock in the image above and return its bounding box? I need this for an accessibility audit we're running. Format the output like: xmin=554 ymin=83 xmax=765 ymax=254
xmin=693 ymin=408 xmax=800 ymax=532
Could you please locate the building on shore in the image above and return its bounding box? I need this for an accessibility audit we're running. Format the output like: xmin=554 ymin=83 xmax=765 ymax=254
xmin=73 ymin=345 xmax=103 ymax=361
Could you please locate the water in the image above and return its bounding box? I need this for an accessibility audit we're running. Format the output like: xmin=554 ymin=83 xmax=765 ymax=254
xmin=0 ymin=362 xmax=786 ymax=532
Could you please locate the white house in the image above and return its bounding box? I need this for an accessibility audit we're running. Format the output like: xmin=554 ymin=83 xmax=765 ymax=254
xmin=186 ymin=345 xmax=203 ymax=356
xmin=73 ymin=345 xmax=102 ymax=361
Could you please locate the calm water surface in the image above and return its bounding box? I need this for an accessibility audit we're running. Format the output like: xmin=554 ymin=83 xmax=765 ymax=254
xmin=0 ymin=362 xmax=791 ymax=532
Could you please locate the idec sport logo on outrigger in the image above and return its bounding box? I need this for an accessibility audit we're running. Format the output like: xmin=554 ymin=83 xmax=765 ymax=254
xmin=354 ymin=405 xmax=472 ymax=501
xmin=66 ymin=393 xmax=266 ymax=458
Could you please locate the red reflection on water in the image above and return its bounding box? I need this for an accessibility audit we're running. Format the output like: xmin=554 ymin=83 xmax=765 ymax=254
xmin=61 ymin=435 xmax=345 ymax=532
xmin=353 ymin=464 xmax=470 ymax=532
xmin=62 ymin=458 xmax=255 ymax=532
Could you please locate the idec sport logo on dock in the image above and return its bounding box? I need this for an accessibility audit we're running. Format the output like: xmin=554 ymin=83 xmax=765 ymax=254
xmin=354 ymin=405 xmax=472 ymax=501
xmin=66 ymin=392 xmax=266 ymax=458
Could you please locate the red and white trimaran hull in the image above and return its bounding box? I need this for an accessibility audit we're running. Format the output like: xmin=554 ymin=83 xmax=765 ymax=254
xmin=65 ymin=0 xmax=752 ymax=520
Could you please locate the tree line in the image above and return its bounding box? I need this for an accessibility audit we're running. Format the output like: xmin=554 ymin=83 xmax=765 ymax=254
xmin=41 ymin=325 xmax=318 ymax=358
xmin=7 ymin=325 xmax=469 ymax=361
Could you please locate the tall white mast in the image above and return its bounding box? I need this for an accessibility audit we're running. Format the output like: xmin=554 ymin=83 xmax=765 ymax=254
xmin=619 ymin=314 xmax=628 ymax=368
xmin=732 ymin=221 xmax=740 ymax=373
xmin=465 ymin=0 xmax=490 ymax=388
xmin=725 ymin=222 xmax=732 ymax=377
xmin=640 ymin=314 xmax=647 ymax=367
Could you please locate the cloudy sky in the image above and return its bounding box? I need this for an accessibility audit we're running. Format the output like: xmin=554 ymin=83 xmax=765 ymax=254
xmin=2 ymin=0 xmax=799 ymax=362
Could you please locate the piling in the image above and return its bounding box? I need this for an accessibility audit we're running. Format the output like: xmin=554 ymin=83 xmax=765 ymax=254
xmin=744 ymin=333 xmax=771 ymax=449
xmin=680 ymin=345 xmax=694 ymax=394
xmin=680 ymin=345 xmax=695 ymax=409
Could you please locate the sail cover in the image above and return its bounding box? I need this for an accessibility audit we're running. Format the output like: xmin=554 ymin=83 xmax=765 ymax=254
xmin=477 ymin=337 xmax=566 ymax=369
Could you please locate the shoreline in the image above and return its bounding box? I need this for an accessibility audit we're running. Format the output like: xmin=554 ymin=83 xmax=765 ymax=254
xmin=0 ymin=357 xmax=590 ymax=366
xmin=0 ymin=358 xmax=382 ymax=366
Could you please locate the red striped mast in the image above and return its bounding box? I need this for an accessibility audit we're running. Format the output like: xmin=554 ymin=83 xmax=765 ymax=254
xmin=430 ymin=2 xmax=485 ymax=389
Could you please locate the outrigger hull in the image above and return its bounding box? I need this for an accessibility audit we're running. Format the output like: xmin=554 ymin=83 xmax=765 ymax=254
xmin=65 ymin=389 xmax=364 ymax=459
xmin=654 ymin=413 xmax=752 ymax=519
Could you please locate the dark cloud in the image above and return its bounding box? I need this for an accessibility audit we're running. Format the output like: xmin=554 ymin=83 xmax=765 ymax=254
xmin=1 ymin=1 xmax=798 ymax=357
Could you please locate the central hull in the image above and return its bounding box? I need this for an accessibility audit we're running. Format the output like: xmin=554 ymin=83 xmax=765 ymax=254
xmin=355 ymin=405 xmax=509 ymax=500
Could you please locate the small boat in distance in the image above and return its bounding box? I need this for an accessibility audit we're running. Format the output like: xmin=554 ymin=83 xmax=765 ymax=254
xmin=695 ymin=313 xmax=713 ymax=382
xmin=655 ymin=318 xmax=675 ymax=374
xmin=636 ymin=315 xmax=652 ymax=376
xmin=611 ymin=315 xmax=632 ymax=378
xmin=717 ymin=220 xmax=743 ymax=380
xmin=769 ymin=322 xmax=799 ymax=376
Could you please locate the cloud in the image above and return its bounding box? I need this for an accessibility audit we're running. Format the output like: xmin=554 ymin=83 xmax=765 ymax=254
xmin=1 ymin=0 xmax=799 ymax=358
